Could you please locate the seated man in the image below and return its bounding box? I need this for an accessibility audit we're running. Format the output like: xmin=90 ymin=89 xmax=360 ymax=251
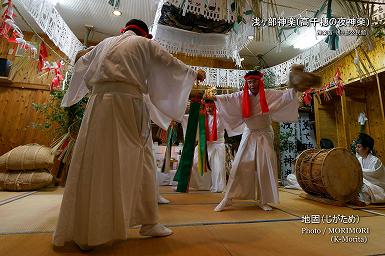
xmin=354 ymin=133 xmax=385 ymax=205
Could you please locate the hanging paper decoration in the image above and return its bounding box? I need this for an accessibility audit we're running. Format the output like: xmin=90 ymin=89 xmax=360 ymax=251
xmin=334 ymin=68 xmax=344 ymax=96
xmin=0 ymin=0 xmax=36 ymax=56
xmin=51 ymin=69 xmax=64 ymax=91
xmin=301 ymin=68 xmax=345 ymax=103
xmin=353 ymin=48 xmax=370 ymax=82
xmin=0 ymin=0 xmax=23 ymax=41
xmin=320 ymin=83 xmax=332 ymax=101
xmin=38 ymin=42 xmax=48 ymax=72
xmin=40 ymin=60 xmax=65 ymax=91
xmin=16 ymin=0 xmax=83 ymax=62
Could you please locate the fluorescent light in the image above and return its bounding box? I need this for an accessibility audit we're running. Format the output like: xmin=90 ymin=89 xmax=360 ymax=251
xmin=292 ymin=25 xmax=329 ymax=50
xmin=112 ymin=9 xmax=122 ymax=16
xmin=248 ymin=35 xmax=254 ymax=40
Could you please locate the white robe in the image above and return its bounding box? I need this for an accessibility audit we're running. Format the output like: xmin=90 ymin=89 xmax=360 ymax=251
xmin=285 ymin=173 xmax=302 ymax=190
xmin=189 ymin=113 xmax=226 ymax=192
xmin=356 ymin=153 xmax=385 ymax=204
xmin=216 ymin=89 xmax=298 ymax=204
xmin=54 ymin=31 xmax=196 ymax=246
xmin=285 ymin=154 xmax=302 ymax=190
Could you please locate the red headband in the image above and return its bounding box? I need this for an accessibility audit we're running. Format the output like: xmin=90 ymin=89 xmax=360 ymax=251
xmin=244 ymin=74 xmax=263 ymax=80
xmin=120 ymin=24 xmax=153 ymax=39
xmin=242 ymin=73 xmax=269 ymax=118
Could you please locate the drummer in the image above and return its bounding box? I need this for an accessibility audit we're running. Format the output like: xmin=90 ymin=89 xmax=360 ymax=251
xmin=352 ymin=133 xmax=385 ymax=205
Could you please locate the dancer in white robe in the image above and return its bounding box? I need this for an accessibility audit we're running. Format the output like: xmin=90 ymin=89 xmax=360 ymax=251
xmin=54 ymin=19 xmax=205 ymax=249
xmin=190 ymin=108 xmax=226 ymax=192
xmin=355 ymin=133 xmax=385 ymax=204
xmin=214 ymin=70 xmax=300 ymax=211
xmin=180 ymin=110 xmax=226 ymax=192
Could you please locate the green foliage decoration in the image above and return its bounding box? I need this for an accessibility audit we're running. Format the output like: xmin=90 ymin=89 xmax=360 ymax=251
xmin=31 ymin=71 xmax=87 ymax=139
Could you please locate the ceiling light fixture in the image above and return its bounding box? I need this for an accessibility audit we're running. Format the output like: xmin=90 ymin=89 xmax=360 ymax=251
xmin=108 ymin=0 xmax=122 ymax=16
xmin=112 ymin=9 xmax=122 ymax=16
xmin=247 ymin=35 xmax=254 ymax=40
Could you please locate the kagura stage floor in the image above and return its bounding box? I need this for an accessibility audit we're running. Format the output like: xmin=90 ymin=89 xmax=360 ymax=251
xmin=0 ymin=186 xmax=384 ymax=256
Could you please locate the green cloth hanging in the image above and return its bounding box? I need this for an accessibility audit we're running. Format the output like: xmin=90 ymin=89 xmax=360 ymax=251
xmin=197 ymin=109 xmax=207 ymax=176
xmin=325 ymin=25 xmax=339 ymax=50
xmin=326 ymin=0 xmax=333 ymax=19
xmin=324 ymin=0 xmax=339 ymax=50
xmin=174 ymin=102 xmax=201 ymax=192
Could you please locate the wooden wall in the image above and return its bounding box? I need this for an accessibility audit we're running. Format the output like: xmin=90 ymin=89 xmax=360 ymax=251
xmin=317 ymin=39 xmax=385 ymax=86
xmin=0 ymin=32 xmax=67 ymax=155
xmin=314 ymin=39 xmax=385 ymax=163
xmin=314 ymin=91 xmax=340 ymax=148
xmin=0 ymin=86 xmax=52 ymax=155
xmin=313 ymin=75 xmax=385 ymax=163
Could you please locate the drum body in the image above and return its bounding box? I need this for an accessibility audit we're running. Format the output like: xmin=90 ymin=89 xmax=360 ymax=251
xmin=295 ymin=148 xmax=363 ymax=202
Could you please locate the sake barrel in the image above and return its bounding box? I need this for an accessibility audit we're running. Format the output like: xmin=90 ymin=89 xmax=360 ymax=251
xmin=295 ymin=148 xmax=363 ymax=202
xmin=0 ymin=169 xmax=53 ymax=191
xmin=0 ymin=144 xmax=55 ymax=170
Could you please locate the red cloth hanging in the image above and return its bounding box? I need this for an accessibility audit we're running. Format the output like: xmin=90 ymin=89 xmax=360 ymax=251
xmin=303 ymin=89 xmax=313 ymax=105
xmin=242 ymin=81 xmax=251 ymax=118
xmin=160 ymin=129 xmax=167 ymax=144
xmin=38 ymin=42 xmax=48 ymax=72
xmin=258 ymin=79 xmax=269 ymax=113
xmin=204 ymin=102 xmax=217 ymax=142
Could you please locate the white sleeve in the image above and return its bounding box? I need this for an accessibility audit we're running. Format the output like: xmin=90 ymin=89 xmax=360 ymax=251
xmin=268 ymin=89 xmax=299 ymax=122
xmin=61 ymin=48 xmax=96 ymax=107
xmin=215 ymin=92 xmax=244 ymax=135
xmin=146 ymin=40 xmax=197 ymax=127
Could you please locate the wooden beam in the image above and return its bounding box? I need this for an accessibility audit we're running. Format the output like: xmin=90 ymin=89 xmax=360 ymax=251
xmin=0 ymin=81 xmax=50 ymax=91
xmin=0 ymin=76 xmax=12 ymax=85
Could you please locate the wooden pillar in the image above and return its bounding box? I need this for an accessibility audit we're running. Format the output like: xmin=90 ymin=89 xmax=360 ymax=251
xmin=339 ymin=92 xmax=349 ymax=149
xmin=313 ymin=96 xmax=321 ymax=148
xmin=375 ymin=74 xmax=385 ymax=123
